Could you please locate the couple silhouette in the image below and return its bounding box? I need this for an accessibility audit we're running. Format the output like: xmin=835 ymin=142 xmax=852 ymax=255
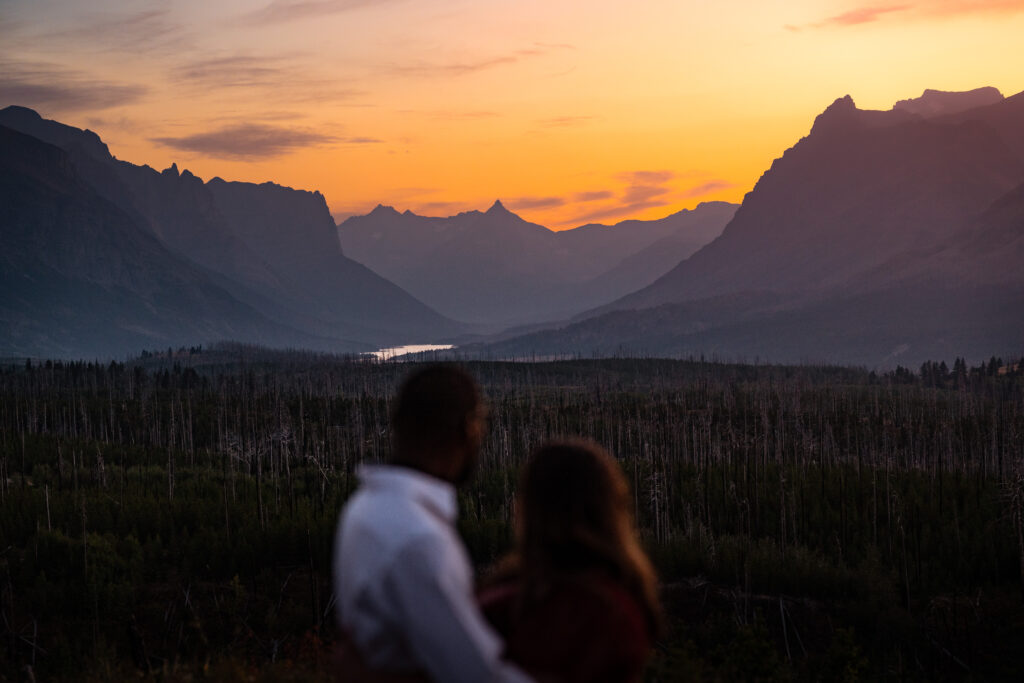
xmin=333 ymin=365 xmax=662 ymax=683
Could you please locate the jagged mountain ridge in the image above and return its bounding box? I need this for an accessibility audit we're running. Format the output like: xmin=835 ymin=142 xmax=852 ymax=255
xmin=339 ymin=200 xmax=737 ymax=326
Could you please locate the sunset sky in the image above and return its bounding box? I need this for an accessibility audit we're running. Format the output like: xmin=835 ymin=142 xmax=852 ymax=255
xmin=2 ymin=0 xmax=1023 ymax=228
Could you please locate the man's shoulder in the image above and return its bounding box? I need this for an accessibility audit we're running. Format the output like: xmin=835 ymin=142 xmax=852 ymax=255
xmin=340 ymin=486 xmax=452 ymax=552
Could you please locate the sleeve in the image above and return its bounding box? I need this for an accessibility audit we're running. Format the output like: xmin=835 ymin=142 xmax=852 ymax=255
xmin=385 ymin=536 xmax=535 ymax=683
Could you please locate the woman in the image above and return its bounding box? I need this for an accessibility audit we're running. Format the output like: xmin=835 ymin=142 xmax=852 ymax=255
xmin=478 ymin=439 xmax=664 ymax=683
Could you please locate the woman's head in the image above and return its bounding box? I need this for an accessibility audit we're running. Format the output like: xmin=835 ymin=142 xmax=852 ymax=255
xmin=516 ymin=438 xmax=663 ymax=635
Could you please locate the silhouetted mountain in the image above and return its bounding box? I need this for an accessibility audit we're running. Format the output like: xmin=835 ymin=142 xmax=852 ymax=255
xmin=477 ymin=88 xmax=1024 ymax=366
xmin=861 ymin=180 xmax=1024 ymax=291
xmin=940 ymin=89 xmax=1024 ymax=162
xmin=339 ymin=200 xmax=736 ymax=326
xmin=598 ymin=90 xmax=1024 ymax=315
xmin=893 ymin=87 xmax=1003 ymax=118
xmin=0 ymin=125 xmax=338 ymax=358
xmin=0 ymin=106 xmax=459 ymax=352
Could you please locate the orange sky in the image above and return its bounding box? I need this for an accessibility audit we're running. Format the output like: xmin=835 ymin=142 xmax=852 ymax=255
xmin=2 ymin=0 xmax=1023 ymax=228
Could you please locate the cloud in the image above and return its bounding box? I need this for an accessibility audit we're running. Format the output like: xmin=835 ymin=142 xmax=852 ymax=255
xmin=617 ymin=170 xmax=675 ymax=204
xmin=0 ymin=60 xmax=147 ymax=112
xmin=787 ymin=0 xmax=1024 ymax=30
xmin=37 ymin=9 xmax=191 ymax=54
xmin=384 ymin=42 xmax=571 ymax=80
xmin=151 ymin=123 xmax=346 ymax=159
xmin=506 ymin=196 xmax=566 ymax=210
xmin=567 ymin=201 xmax=668 ymax=225
xmin=561 ymin=171 xmax=677 ymax=224
xmin=537 ymin=115 xmax=596 ymax=127
xmin=573 ymin=190 xmax=614 ymax=202
xmin=386 ymin=55 xmax=520 ymax=78
xmin=398 ymin=109 xmax=500 ymax=120
xmin=559 ymin=172 xmax=734 ymax=226
xmin=926 ymin=0 xmax=1024 ymax=17
xmin=239 ymin=0 xmax=403 ymax=26
xmin=412 ymin=200 xmax=475 ymax=216
xmin=679 ymin=180 xmax=735 ymax=198
xmin=170 ymin=54 xmax=364 ymax=103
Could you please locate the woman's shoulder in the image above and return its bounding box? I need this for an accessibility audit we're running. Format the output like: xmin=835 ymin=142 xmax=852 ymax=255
xmin=482 ymin=572 xmax=650 ymax=644
xmin=487 ymin=573 xmax=651 ymax=683
xmin=570 ymin=573 xmax=650 ymax=635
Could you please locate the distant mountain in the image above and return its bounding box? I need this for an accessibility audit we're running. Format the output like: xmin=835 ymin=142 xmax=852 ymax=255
xmin=893 ymin=87 xmax=1003 ymax=118
xmin=0 ymin=106 xmax=460 ymax=355
xmin=476 ymin=88 xmax=1024 ymax=366
xmin=0 ymin=125 xmax=335 ymax=358
xmin=339 ymin=200 xmax=736 ymax=326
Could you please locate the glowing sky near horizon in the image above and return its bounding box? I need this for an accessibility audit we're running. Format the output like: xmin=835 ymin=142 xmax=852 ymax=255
xmin=2 ymin=0 xmax=1023 ymax=228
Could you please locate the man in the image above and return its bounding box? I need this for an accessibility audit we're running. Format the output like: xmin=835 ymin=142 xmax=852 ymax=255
xmin=333 ymin=365 xmax=533 ymax=682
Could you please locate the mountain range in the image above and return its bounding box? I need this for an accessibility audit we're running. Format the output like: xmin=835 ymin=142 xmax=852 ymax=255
xmin=0 ymin=105 xmax=733 ymax=357
xmin=3 ymin=86 xmax=1022 ymax=366
xmin=0 ymin=106 xmax=460 ymax=358
xmin=471 ymin=88 xmax=1024 ymax=366
xmin=339 ymin=200 xmax=736 ymax=326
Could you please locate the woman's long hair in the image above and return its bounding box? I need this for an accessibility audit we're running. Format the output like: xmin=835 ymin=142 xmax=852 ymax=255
xmin=512 ymin=438 xmax=664 ymax=637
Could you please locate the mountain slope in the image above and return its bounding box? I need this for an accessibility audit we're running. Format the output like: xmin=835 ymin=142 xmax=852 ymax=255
xmin=597 ymin=93 xmax=1024 ymax=315
xmin=0 ymin=106 xmax=459 ymax=345
xmin=0 ymin=125 xmax=341 ymax=358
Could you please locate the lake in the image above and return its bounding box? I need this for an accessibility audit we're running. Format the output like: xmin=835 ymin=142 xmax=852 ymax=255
xmin=368 ymin=343 xmax=455 ymax=360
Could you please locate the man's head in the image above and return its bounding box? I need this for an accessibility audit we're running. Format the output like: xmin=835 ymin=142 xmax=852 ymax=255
xmin=391 ymin=364 xmax=485 ymax=484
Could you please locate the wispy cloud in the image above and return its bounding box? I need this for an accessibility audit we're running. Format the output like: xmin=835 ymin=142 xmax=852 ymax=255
xmin=558 ymin=172 xmax=734 ymax=225
xmin=0 ymin=60 xmax=147 ymax=112
xmin=384 ymin=42 xmax=572 ymax=80
xmin=564 ymin=170 xmax=677 ymax=224
xmin=151 ymin=123 xmax=354 ymax=160
xmin=413 ymin=200 xmax=475 ymax=216
xmin=536 ymin=115 xmax=596 ymax=128
xmin=385 ymin=55 xmax=520 ymax=78
xmin=927 ymin=0 xmax=1024 ymax=17
xmin=398 ymin=109 xmax=500 ymax=120
xmin=787 ymin=0 xmax=1024 ymax=30
xmin=618 ymin=170 xmax=675 ymax=204
xmin=169 ymin=54 xmax=364 ymax=104
xmin=506 ymin=196 xmax=566 ymax=210
xmin=679 ymin=180 xmax=735 ymax=198
xmin=786 ymin=4 xmax=909 ymax=30
xmin=573 ymin=190 xmax=614 ymax=202
xmin=38 ymin=9 xmax=191 ymax=54
xmin=239 ymin=0 xmax=403 ymax=26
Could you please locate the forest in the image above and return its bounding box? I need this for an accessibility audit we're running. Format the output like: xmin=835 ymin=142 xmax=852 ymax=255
xmin=1 ymin=346 xmax=1023 ymax=681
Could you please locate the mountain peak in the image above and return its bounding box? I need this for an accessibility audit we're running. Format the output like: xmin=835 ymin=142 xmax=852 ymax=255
xmin=809 ymin=95 xmax=860 ymax=136
xmin=162 ymin=163 xmax=179 ymax=177
xmin=487 ymin=199 xmax=509 ymax=214
xmin=368 ymin=203 xmax=400 ymax=217
xmin=892 ymin=86 xmax=1004 ymax=118
xmin=0 ymin=105 xmax=43 ymax=121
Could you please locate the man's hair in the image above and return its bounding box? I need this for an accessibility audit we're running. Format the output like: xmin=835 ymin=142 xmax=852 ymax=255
xmin=392 ymin=364 xmax=481 ymax=454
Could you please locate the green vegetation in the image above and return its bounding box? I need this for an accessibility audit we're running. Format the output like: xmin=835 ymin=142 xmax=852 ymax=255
xmin=1 ymin=349 xmax=1023 ymax=680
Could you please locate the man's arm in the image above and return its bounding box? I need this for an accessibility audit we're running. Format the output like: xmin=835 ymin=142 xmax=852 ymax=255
xmin=384 ymin=536 xmax=535 ymax=683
